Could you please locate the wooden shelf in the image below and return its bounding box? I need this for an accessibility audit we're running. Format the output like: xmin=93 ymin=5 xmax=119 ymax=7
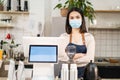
xmin=0 ymin=26 xmax=13 ymax=28
xmin=95 ymin=10 xmax=120 ymax=13
xmin=0 ymin=11 xmax=29 ymax=14
xmin=0 ymin=23 xmax=14 ymax=28
xmin=89 ymin=27 xmax=120 ymax=30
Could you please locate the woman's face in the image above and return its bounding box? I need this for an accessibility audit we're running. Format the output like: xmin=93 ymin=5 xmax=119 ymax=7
xmin=69 ymin=11 xmax=82 ymax=29
xmin=69 ymin=11 xmax=82 ymax=20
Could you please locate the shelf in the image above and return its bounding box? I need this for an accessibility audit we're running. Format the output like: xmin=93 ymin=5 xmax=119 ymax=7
xmin=0 ymin=11 xmax=29 ymax=14
xmin=89 ymin=27 xmax=120 ymax=30
xmin=0 ymin=23 xmax=14 ymax=28
xmin=0 ymin=26 xmax=13 ymax=28
xmin=95 ymin=10 xmax=120 ymax=13
xmin=0 ymin=25 xmax=13 ymax=28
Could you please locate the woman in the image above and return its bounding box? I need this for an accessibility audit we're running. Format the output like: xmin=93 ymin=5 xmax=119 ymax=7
xmin=59 ymin=7 xmax=95 ymax=78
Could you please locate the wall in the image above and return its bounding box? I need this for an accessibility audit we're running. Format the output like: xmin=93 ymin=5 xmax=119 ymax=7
xmin=44 ymin=0 xmax=52 ymax=36
xmin=90 ymin=0 xmax=120 ymax=10
xmin=90 ymin=29 xmax=120 ymax=57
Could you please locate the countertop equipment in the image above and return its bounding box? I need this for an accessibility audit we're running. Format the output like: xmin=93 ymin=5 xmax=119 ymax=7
xmin=84 ymin=60 xmax=99 ymax=80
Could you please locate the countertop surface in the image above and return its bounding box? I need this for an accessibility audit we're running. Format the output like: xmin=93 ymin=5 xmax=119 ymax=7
xmin=0 ymin=77 xmax=120 ymax=80
xmin=1 ymin=58 xmax=120 ymax=79
xmin=95 ymin=57 xmax=120 ymax=66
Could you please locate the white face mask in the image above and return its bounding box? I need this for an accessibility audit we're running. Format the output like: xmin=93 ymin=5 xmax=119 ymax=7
xmin=69 ymin=19 xmax=82 ymax=28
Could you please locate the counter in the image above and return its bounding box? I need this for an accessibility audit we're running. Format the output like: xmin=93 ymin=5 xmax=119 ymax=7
xmin=95 ymin=62 xmax=120 ymax=66
xmin=0 ymin=77 xmax=120 ymax=80
xmin=95 ymin=57 xmax=120 ymax=79
xmin=1 ymin=58 xmax=120 ymax=79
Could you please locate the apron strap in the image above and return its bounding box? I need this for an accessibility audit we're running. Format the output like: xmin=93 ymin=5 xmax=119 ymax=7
xmin=69 ymin=33 xmax=72 ymax=43
xmin=81 ymin=33 xmax=85 ymax=45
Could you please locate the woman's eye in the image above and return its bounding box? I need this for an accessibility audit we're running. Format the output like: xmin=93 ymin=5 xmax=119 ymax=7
xmin=76 ymin=16 xmax=80 ymax=19
xmin=70 ymin=17 xmax=74 ymax=19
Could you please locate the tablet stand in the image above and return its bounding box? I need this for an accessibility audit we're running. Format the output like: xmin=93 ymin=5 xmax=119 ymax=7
xmin=32 ymin=63 xmax=54 ymax=80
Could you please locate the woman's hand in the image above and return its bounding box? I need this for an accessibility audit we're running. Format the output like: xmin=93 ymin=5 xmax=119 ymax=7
xmin=73 ymin=53 xmax=85 ymax=60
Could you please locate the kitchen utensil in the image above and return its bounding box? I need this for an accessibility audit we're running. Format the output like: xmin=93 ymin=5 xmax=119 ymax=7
xmin=84 ymin=60 xmax=99 ymax=80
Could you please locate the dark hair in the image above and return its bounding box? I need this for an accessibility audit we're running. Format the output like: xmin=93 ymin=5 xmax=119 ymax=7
xmin=65 ymin=7 xmax=87 ymax=34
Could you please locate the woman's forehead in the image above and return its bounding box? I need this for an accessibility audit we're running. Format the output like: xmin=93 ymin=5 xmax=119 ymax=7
xmin=69 ymin=11 xmax=81 ymax=17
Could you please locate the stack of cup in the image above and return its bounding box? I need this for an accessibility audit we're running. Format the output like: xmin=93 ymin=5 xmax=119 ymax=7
xmin=70 ymin=64 xmax=78 ymax=80
xmin=61 ymin=64 xmax=78 ymax=80
xmin=61 ymin=64 xmax=69 ymax=80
